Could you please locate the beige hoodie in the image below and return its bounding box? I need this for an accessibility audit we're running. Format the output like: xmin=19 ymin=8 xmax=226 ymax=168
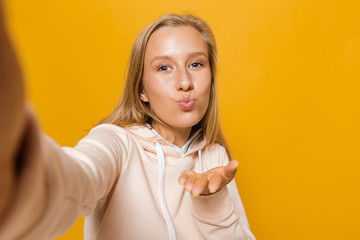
xmin=0 ymin=117 xmax=255 ymax=240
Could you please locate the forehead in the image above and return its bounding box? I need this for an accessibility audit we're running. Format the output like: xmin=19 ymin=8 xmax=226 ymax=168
xmin=145 ymin=25 xmax=208 ymax=59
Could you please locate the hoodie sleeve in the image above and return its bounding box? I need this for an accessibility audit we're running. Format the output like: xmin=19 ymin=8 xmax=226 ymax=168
xmin=0 ymin=110 xmax=129 ymax=240
xmin=190 ymin=145 xmax=256 ymax=240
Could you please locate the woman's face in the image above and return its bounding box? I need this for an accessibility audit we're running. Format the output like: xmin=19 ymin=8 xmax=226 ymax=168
xmin=141 ymin=25 xmax=211 ymax=132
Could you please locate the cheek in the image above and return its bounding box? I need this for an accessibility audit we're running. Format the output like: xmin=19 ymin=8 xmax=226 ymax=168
xmin=142 ymin=74 xmax=160 ymax=102
xmin=143 ymin=81 xmax=171 ymax=108
xmin=199 ymin=72 xmax=212 ymax=98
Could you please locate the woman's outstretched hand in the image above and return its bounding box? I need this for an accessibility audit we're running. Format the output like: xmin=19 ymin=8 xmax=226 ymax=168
xmin=178 ymin=160 xmax=239 ymax=197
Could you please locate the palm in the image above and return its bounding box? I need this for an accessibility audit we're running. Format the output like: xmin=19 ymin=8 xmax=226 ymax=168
xmin=178 ymin=159 xmax=239 ymax=197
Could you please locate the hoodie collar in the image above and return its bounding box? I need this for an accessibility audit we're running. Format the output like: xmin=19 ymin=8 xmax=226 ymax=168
xmin=126 ymin=124 xmax=206 ymax=158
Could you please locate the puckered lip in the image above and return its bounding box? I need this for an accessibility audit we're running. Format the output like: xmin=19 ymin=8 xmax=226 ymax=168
xmin=177 ymin=95 xmax=196 ymax=103
xmin=177 ymin=96 xmax=196 ymax=111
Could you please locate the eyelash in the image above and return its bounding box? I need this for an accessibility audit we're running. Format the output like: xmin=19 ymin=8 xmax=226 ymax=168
xmin=156 ymin=62 xmax=203 ymax=72
xmin=189 ymin=62 xmax=203 ymax=68
xmin=157 ymin=66 xmax=171 ymax=72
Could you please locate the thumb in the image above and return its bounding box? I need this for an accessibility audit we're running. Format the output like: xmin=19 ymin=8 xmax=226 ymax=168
xmin=224 ymin=160 xmax=239 ymax=179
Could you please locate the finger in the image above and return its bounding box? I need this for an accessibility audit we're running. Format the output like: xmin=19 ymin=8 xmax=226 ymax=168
xmin=208 ymin=173 xmax=223 ymax=193
xmin=191 ymin=174 xmax=209 ymax=197
xmin=224 ymin=160 xmax=239 ymax=180
xmin=183 ymin=172 xmax=197 ymax=192
xmin=178 ymin=170 xmax=195 ymax=185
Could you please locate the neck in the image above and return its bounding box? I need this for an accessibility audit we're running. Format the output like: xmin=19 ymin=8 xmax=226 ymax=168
xmin=152 ymin=123 xmax=191 ymax=148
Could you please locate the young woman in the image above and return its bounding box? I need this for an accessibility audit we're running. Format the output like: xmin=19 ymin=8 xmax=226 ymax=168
xmin=0 ymin=7 xmax=255 ymax=240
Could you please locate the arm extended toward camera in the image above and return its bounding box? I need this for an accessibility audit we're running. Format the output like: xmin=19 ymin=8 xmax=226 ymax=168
xmin=0 ymin=0 xmax=27 ymax=222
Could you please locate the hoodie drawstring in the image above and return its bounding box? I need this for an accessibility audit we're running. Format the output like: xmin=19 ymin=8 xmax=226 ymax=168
xmin=154 ymin=140 xmax=177 ymax=240
xmin=198 ymin=150 xmax=203 ymax=173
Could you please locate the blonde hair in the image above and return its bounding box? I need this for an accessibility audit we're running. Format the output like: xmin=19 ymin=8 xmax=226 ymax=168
xmin=100 ymin=14 xmax=233 ymax=159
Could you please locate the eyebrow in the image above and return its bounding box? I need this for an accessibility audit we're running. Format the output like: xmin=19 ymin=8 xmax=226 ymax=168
xmin=149 ymin=52 xmax=208 ymax=65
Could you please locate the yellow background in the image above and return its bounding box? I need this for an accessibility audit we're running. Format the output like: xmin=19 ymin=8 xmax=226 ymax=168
xmin=4 ymin=0 xmax=360 ymax=239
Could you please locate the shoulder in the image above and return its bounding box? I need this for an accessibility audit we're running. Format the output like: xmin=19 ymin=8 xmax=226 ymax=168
xmin=77 ymin=123 xmax=139 ymax=149
xmin=205 ymin=143 xmax=227 ymax=156
xmin=88 ymin=123 xmax=142 ymax=139
xmin=202 ymin=143 xmax=229 ymax=167
xmin=89 ymin=123 xmax=129 ymax=135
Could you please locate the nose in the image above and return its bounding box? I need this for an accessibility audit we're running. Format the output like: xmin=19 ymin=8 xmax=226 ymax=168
xmin=176 ymin=69 xmax=194 ymax=92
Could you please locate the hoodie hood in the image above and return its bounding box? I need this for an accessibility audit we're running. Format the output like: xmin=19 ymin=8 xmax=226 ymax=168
xmin=126 ymin=124 xmax=207 ymax=158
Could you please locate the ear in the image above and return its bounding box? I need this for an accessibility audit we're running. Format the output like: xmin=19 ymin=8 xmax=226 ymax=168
xmin=140 ymin=90 xmax=149 ymax=102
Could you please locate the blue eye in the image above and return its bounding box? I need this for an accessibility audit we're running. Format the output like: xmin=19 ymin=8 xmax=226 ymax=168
xmin=158 ymin=66 xmax=171 ymax=72
xmin=190 ymin=62 xmax=202 ymax=68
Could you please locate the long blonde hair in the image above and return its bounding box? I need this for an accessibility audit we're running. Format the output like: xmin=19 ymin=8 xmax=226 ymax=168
xmin=100 ymin=14 xmax=233 ymax=159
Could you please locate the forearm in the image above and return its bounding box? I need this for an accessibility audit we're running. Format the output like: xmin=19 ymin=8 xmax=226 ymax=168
xmin=192 ymin=187 xmax=255 ymax=240
xmin=0 ymin=121 xmax=126 ymax=239
xmin=0 ymin=0 xmax=27 ymax=221
xmin=190 ymin=146 xmax=256 ymax=240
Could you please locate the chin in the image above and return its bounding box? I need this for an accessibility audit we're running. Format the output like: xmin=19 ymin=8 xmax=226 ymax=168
xmin=170 ymin=116 xmax=203 ymax=129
